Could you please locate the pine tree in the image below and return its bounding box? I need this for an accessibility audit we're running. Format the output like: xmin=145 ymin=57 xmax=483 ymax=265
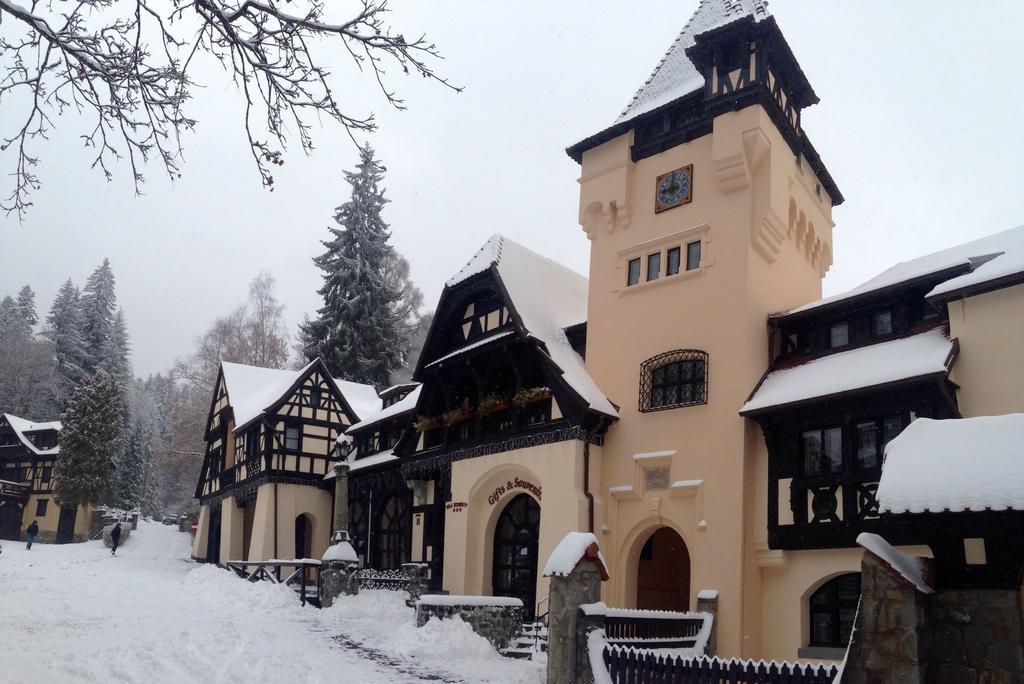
xmin=99 ymin=308 xmax=132 ymax=385
xmin=301 ymin=145 xmax=423 ymax=387
xmin=79 ymin=259 xmax=117 ymax=374
xmin=54 ymin=371 xmax=125 ymax=508
xmin=45 ymin=279 xmax=89 ymax=400
xmin=117 ymin=420 xmax=150 ymax=510
xmin=16 ymin=285 xmax=37 ymax=329
xmin=0 ymin=296 xmax=27 ymax=340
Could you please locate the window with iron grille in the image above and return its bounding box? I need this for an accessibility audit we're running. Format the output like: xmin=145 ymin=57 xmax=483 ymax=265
xmin=639 ymin=350 xmax=708 ymax=412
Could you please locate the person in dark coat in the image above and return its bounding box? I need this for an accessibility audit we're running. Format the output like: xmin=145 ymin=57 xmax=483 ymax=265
xmin=25 ymin=520 xmax=39 ymax=550
xmin=110 ymin=522 xmax=122 ymax=556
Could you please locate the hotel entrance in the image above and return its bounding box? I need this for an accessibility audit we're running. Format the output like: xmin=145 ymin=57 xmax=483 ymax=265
xmin=492 ymin=493 xmax=540 ymax=618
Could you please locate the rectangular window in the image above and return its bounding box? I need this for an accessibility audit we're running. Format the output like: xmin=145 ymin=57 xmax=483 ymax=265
xmin=648 ymin=357 xmax=707 ymax=410
xmin=646 ymin=252 xmax=661 ymax=281
xmin=284 ymin=425 xmax=301 ymax=451
xmin=802 ymin=427 xmax=842 ymax=475
xmin=41 ymin=467 xmax=52 ymax=483
xmin=666 ymin=246 xmax=681 ymax=276
xmin=626 ymin=258 xmax=641 ymax=286
xmin=829 ymin=322 xmax=849 ymax=349
xmin=36 ymin=499 xmax=48 ymax=517
xmin=686 ymin=240 xmax=701 ymax=271
xmin=855 ymin=422 xmax=879 ymax=470
xmin=872 ymin=310 xmax=892 ymax=337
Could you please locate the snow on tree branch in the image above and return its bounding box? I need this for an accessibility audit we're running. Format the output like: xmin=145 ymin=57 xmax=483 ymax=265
xmin=0 ymin=0 xmax=459 ymax=219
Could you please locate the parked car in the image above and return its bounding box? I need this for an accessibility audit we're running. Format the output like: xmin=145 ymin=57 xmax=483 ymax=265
xmin=162 ymin=515 xmax=178 ymax=525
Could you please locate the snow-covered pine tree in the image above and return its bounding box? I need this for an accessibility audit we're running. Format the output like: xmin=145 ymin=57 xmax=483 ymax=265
xmin=99 ymin=308 xmax=132 ymax=385
xmin=301 ymin=145 xmax=423 ymax=387
xmin=16 ymin=285 xmax=37 ymax=330
xmin=45 ymin=279 xmax=89 ymax=399
xmin=116 ymin=420 xmax=150 ymax=510
xmin=0 ymin=295 xmax=27 ymax=339
xmin=54 ymin=371 xmax=125 ymax=508
xmin=79 ymin=259 xmax=117 ymax=374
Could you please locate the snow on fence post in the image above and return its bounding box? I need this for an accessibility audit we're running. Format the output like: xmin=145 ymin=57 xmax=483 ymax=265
xmin=544 ymin=532 xmax=610 ymax=684
xmin=695 ymin=589 xmax=719 ymax=656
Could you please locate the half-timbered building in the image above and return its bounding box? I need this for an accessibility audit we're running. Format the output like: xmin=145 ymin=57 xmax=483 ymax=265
xmin=190 ymin=358 xmax=379 ymax=565
xmin=0 ymin=414 xmax=91 ymax=543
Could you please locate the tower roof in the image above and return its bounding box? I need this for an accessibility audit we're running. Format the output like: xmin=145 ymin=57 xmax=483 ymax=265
xmin=617 ymin=0 xmax=771 ymax=125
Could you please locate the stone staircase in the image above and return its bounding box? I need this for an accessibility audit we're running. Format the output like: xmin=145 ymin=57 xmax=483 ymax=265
xmin=501 ymin=620 xmax=548 ymax=660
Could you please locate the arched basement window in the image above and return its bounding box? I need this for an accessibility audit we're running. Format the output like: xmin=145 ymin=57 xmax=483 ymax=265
xmin=809 ymin=573 xmax=861 ymax=648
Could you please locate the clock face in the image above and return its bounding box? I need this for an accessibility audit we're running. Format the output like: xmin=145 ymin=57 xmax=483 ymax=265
xmin=655 ymin=165 xmax=693 ymax=213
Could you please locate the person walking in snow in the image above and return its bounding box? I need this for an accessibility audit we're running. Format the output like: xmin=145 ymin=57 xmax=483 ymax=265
xmin=25 ymin=520 xmax=39 ymax=550
xmin=110 ymin=522 xmax=122 ymax=556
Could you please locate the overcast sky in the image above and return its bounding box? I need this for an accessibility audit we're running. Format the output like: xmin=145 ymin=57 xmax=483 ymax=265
xmin=2 ymin=1 xmax=1023 ymax=378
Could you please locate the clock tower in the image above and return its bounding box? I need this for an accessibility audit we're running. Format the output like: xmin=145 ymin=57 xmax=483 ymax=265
xmin=566 ymin=0 xmax=841 ymax=658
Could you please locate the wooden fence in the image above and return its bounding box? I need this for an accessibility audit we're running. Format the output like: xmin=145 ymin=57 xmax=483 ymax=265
xmin=226 ymin=559 xmax=322 ymax=607
xmin=602 ymin=646 xmax=839 ymax=684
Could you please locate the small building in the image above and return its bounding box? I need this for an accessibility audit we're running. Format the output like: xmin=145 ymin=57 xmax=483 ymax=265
xmin=190 ymin=358 xmax=379 ymax=564
xmin=0 ymin=414 xmax=91 ymax=543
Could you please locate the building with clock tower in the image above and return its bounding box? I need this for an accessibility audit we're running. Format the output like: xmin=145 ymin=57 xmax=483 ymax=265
xmin=566 ymin=0 xmax=845 ymax=659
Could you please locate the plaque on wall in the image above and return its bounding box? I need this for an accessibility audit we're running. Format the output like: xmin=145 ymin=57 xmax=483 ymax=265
xmin=655 ymin=164 xmax=694 ymax=213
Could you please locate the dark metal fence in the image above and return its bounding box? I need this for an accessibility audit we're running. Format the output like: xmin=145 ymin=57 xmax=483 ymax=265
xmin=605 ymin=613 xmax=707 ymax=649
xmin=356 ymin=568 xmax=410 ymax=592
xmin=603 ymin=646 xmax=839 ymax=684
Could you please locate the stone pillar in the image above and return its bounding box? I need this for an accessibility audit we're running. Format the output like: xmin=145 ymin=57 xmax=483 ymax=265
xmin=548 ymin=558 xmax=604 ymax=684
xmin=403 ymin=562 xmax=429 ymax=608
xmin=695 ymin=590 xmax=719 ymax=656
xmin=841 ymin=552 xmax=928 ymax=683
xmin=332 ymin=461 xmax=350 ymax=535
xmin=320 ymin=460 xmax=360 ymax=608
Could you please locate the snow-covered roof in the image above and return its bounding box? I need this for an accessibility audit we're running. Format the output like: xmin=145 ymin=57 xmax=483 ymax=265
xmin=333 ymin=378 xmax=382 ymax=421
xmin=876 ymin=414 xmax=1024 ymax=514
xmin=857 ymin=533 xmax=933 ymax=594
xmin=740 ymin=328 xmax=955 ymax=414
xmin=543 ymin=531 xmax=610 ymax=580
xmin=568 ymin=0 xmax=770 ymax=152
xmin=1 ymin=414 xmax=61 ymax=456
xmin=346 ymin=385 xmax=422 ymax=434
xmin=616 ymin=0 xmax=770 ymax=125
xmin=220 ymin=359 xmax=379 ymax=431
xmin=785 ymin=225 xmax=1024 ymax=316
xmin=447 ymin=235 xmax=617 ymax=418
xmin=424 ymin=330 xmax=516 ymax=369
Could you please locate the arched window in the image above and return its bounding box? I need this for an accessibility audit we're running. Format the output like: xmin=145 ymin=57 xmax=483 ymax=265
xmin=809 ymin=573 xmax=861 ymax=648
xmin=639 ymin=350 xmax=708 ymax=412
xmin=375 ymin=494 xmax=410 ymax=570
xmin=294 ymin=514 xmax=313 ymax=559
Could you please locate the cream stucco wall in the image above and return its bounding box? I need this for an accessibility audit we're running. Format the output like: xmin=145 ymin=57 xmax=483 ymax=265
xmin=442 ymin=439 xmax=599 ymax=612
xmin=579 ymin=104 xmax=835 ymax=659
xmin=192 ymin=504 xmax=210 ymax=559
xmin=947 ymin=283 xmax=1024 ymax=417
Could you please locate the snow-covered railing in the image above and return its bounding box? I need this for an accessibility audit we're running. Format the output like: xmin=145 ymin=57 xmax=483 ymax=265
xmin=591 ymin=629 xmax=838 ymax=684
xmin=226 ymin=559 xmax=322 ymax=607
xmin=582 ymin=602 xmax=712 ymax=652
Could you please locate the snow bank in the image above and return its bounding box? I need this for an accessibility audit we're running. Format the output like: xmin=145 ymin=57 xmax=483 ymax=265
xmin=857 ymin=532 xmax=934 ymax=594
xmin=543 ymin=531 xmax=609 ymax=579
xmin=876 ymin=414 xmax=1024 ymax=514
xmin=741 ymin=328 xmax=954 ymax=414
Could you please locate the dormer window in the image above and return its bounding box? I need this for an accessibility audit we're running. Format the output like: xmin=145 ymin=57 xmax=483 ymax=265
xmin=872 ymin=310 xmax=892 ymax=337
xmin=829 ymin=322 xmax=849 ymax=349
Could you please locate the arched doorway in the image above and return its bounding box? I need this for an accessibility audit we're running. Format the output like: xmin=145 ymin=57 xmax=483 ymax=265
xmin=492 ymin=494 xmax=540 ymax=617
xmin=294 ymin=514 xmax=313 ymax=559
xmin=636 ymin=527 xmax=691 ymax=611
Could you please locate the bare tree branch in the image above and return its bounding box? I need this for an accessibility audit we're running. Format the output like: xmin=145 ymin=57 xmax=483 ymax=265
xmin=0 ymin=0 xmax=459 ymax=219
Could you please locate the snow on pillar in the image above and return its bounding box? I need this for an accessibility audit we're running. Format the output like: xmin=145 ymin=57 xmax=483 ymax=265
xmin=321 ymin=459 xmax=359 ymax=607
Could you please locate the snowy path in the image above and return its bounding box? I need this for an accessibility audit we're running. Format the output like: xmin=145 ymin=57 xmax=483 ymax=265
xmin=0 ymin=522 xmax=542 ymax=684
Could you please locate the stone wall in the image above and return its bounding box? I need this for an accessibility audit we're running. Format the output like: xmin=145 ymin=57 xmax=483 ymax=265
xmin=842 ymin=551 xmax=1024 ymax=684
xmin=923 ymin=589 xmax=1024 ymax=683
xmin=415 ymin=599 xmax=524 ymax=650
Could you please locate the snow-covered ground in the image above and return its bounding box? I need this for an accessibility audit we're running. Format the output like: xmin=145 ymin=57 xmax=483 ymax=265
xmin=0 ymin=521 xmax=543 ymax=683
